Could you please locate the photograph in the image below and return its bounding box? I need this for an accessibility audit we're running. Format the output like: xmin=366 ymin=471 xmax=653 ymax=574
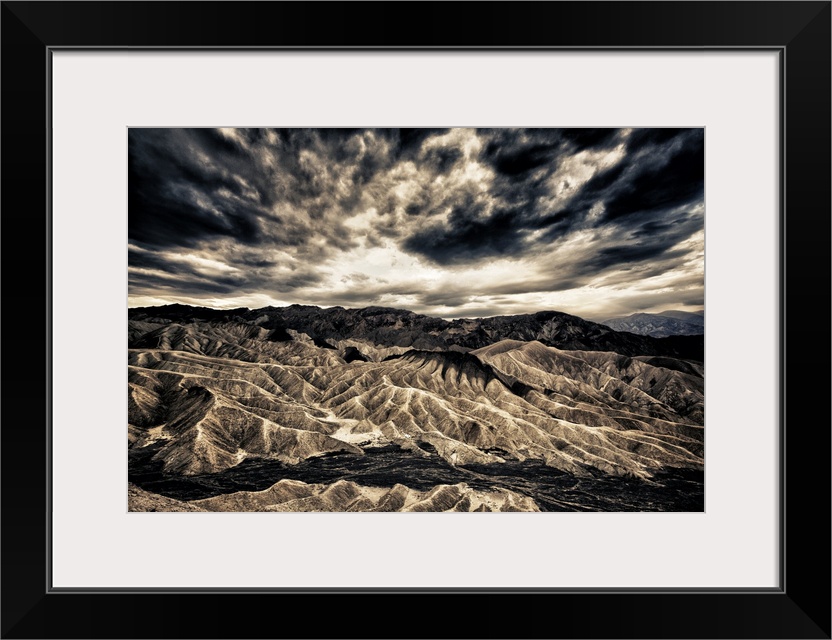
xmin=4 ymin=0 xmax=825 ymax=634
xmin=127 ymin=127 xmax=705 ymax=513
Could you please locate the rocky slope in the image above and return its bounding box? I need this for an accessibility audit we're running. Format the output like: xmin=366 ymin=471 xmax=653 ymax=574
xmin=128 ymin=305 xmax=705 ymax=511
xmin=128 ymin=482 xmax=207 ymax=512
xmin=128 ymin=479 xmax=539 ymax=512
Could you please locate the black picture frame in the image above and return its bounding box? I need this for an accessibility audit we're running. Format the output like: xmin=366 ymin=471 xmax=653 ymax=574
xmin=2 ymin=2 xmax=829 ymax=638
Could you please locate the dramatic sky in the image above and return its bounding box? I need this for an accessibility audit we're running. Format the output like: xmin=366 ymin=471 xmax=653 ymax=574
xmin=128 ymin=128 xmax=704 ymax=321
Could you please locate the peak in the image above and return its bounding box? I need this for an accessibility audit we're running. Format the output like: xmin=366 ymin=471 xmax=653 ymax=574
xmin=471 ymin=339 xmax=527 ymax=357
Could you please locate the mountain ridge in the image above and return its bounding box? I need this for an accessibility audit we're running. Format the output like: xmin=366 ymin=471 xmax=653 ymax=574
xmin=129 ymin=303 xmax=704 ymax=361
xmin=601 ymin=310 xmax=704 ymax=338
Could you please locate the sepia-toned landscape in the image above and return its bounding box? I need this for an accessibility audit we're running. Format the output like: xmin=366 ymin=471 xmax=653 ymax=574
xmin=128 ymin=128 xmax=704 ymax=512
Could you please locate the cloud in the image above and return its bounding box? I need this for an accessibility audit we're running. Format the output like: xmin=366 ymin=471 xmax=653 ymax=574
xmin=128 ymin=128 xmax=704 ymax=319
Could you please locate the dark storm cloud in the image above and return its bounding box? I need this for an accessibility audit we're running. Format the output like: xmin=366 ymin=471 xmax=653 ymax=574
xmin=393 ymin=128 xmax=451 ymax=158
xmin=593 ymin=245 xmax=689 ymax=271
xmin=547 ymin=128 xmax=703 ymax=229
xmin=128 ymin=246 xmax=179 ymax=273
xmin=129 ymin=129 xmax=267 ymax=248
xmin=129 ymin=128 xmax=703 ymax=317
xmin=129 ymin=261 xmax=323 ymax=298
xmin=130 ymin=128 xmax=392 ymax=251
xmin=130 ymin=128 xmax=367 ymax=304
xmin=602 ymin=131 xmax=704 ymax=222
xmin=421 ymin=145 xmax=463 ymax=174
xmin=402 ymin=127 xmax=704 ymax=266
xmin=299 ymin=282 xmax=423 ymax=309
xmin=479 ymin=128 xmax=617 ymax=177
xmin=129 ymin=271 xmax=248 ymax=296
xmin=681 ymin=295 xmax=705 ymax=307
xmin=415 ymin=290 xmax=475 ymax=308
xmin=403 ymin=206 xmax=523 ymax=263
xmin=559 ymin=128 xmax=622 ymax=152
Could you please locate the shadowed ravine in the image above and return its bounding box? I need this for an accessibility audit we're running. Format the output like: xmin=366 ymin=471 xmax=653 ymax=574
xmin=129 ymin=443 xmax=703 ymax=512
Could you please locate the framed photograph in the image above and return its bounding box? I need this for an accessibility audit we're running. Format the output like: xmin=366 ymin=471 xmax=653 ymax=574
xmin=2 ymin=2 xmax=829 ymax=638
xmin=125 ymin=124 xmax=708 ymax=517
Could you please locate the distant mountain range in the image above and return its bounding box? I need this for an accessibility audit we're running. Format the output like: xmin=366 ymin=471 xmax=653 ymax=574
xmin=128 ymin=304 xmax=704 ymax=512
xmin=129 ymin=304 xmax=704 ymax=361
xmin=600 ymin=310 xmax=704 ymax=338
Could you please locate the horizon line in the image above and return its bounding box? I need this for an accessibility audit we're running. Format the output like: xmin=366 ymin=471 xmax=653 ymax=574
xmin=126 ymin=299 xmax=705 ymax=322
